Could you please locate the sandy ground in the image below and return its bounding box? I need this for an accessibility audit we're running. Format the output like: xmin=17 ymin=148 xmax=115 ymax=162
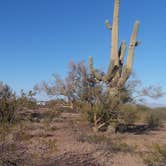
xmin=1 ymin=109 xmax=166 ymax=166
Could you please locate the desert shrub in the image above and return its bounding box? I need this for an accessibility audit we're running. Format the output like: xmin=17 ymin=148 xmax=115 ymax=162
xmin=143 ymin=144 xmax=166 ymax=166
xmin=28 ymin=109 xmax=60 ymax=123
xmin=0 ymin=82 xmax=16 ymax=124
xmin=44 ymin=101 xmax=62 ymax=122
xmin=81 ymin=94 xmax=114 ymax=132
xmin=47 ymin=101 xmax=62 ymax=114
xmin=79 ymin=74 xmax=131 ymax=132
xmin=28 ymin=112 xmax=42 ymax=122
xmin=120 ymin=105 xmax=139 ymax=124
xmin=150 ymin=108 xmax=166 ymax=122
xmin=145 ymin=113 xmax=163 ymax=129
xmin=42 ymin=111 xmax=60 ymax=122
xmin=0 ymin=98 xmax=16 ymax=124
xmin=16 ymin=90 xmax=38 ymax=110
xmin=136 ymin=106 xmax=166 ymax=124
xmin=25 ymin=100 xmax=37 ymax=109
xmin=84 ymin=89 xmax=132 ymax=132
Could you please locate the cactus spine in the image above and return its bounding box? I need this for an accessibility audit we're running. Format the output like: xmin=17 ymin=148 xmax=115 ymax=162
xmin=89 ymin=0 xmax=140 ymax=92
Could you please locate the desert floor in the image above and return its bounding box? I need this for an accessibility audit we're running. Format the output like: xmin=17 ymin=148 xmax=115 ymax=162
xmin=1 ymin=108 xmax=166 ymax=166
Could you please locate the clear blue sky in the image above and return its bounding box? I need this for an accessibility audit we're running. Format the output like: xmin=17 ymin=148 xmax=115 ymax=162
xmin=0 ymin=0 xmax=165 ymax=105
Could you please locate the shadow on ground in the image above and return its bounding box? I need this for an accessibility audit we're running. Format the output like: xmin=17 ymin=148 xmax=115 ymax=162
xmin=115 ymin=124 xmax=156 ymax=134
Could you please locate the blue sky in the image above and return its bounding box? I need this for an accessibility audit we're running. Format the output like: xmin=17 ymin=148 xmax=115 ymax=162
xmin=0 ymin=0 xmax=165 ymax=105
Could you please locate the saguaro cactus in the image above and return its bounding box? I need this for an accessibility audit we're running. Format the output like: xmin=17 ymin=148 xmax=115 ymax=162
xmin=89 ymin=0 xmax=140 ymax=94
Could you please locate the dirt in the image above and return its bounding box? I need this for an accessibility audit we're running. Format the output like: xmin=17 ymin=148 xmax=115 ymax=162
xmin=1 ymin=109 xmax=166 ymax=166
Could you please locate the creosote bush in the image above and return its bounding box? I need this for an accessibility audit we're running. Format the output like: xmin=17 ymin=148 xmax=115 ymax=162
xmin=0 ymin=98 xmax=16 ymax=124
xmin=0 ymin=82 xmax=16 ymax=124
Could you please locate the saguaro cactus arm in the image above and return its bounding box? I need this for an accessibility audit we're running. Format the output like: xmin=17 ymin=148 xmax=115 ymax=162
xmin=125 ymin=21 xmax=140 ymax=72
xmin=110 ymin=0 xmax=120 ymax=67
xmin=119 ymin=40 xmax=126 ymax=65
xmin=89 ymin=57 xmax=104 ymax=81
xmin=118 ymin=21 xmax=140 ymax=86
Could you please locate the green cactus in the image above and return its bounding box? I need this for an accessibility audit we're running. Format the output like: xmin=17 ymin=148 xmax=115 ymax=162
xmin=89 ymin=0 xmax=140 ymax=95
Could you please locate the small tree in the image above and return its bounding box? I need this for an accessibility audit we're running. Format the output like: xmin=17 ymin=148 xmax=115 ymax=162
xmin=35 ymin=61 xmax=92 ymax=111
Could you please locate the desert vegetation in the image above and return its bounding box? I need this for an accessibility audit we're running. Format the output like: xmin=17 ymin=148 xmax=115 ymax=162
xmin=0 ymin=0 xmax=165 ymax=165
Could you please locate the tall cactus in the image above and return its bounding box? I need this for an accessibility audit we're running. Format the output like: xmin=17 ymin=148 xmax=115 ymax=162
xmin=89 ymin=0 xmax=140 ymax=94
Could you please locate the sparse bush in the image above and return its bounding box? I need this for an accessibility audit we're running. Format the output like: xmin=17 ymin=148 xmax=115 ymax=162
xmin=29 ymin=112 xmax=42 ymax=122
xmin=28 ymin=107 xmax=60 ymax=123
xmin=143 ymin=144 xmax=166 ymax=166
xmin=120 ymin=105 xmax=139 ymax=124
xmin=149 ymin=108 xmax=166 ymax=123
xmin=81 ymin=97 xmax=113 ymax=132
xmin=0 ymin=97 xmax=16 ymax=124
xmin=16 ymin=89 xmax=38 ymax=110
xmin=42 ymin=111 xmax=57 ymax=123
xmin=43 ymin=108 xmax=61 ymax=122
xmin=0 ymin=82 xmax=16 ymax=124
xmin=47 ymin=101 xmax=61 ymax=116
xmin=146 ymin=113 xmax=163 ymax=129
